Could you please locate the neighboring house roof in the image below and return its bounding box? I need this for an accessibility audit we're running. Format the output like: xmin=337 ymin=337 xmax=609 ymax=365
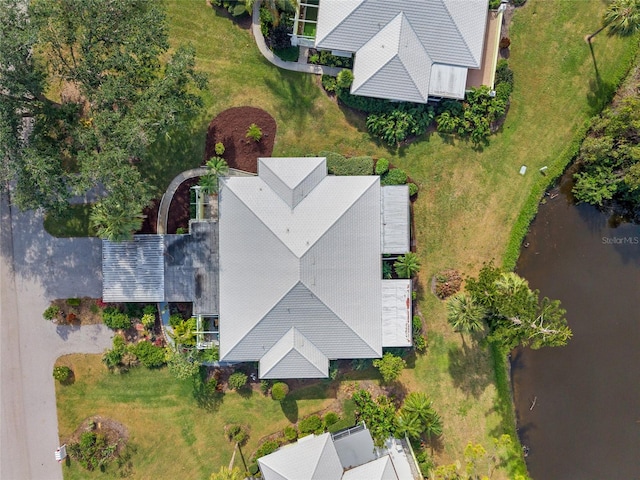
xmin=315 ymin=0 xmax=489 ymax=101
xmin=381 ymin=185 xmax=410 ymax=254
xmin=333 ymin=427 xmax=376 ymax=469
xmin=258 ymin=427 xmax=420 ymax=480
xmin=381 ymin=280 xmax=412 ymax=347
xmin=102 ymin=235 xmax=165 ymax=302
xmin=258 ymin=433 xmax=343 ymax=480
xmin=218 ymin=158 xmax=383 ymax=377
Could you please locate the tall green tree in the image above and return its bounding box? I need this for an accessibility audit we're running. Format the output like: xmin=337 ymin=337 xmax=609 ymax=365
xmin=588 ymin=0 xmax=640 ymax=41
xmin=0 ymin=0 xmax=206 ymax=220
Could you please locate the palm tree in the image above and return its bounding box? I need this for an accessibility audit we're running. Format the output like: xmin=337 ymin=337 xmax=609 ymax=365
xmin=201 ymin=156 xmax=229 ymax=194
xmin=422 ymin=409 xmax=443 ymax=453
xmin=402 ymin=392 xmax=434 ymax=425
xmin=90 ymin=201 xmax=144 ymax=242
xmin=394 ymin=252 xmax=421 ymax=278
xmin=587 ymin=0 xmax=640 ymax=42
xmin=446 ymin=292 xmax=487 ymax=345
xmin=209 ymin=466 xmax=244 ymax=480
xmin=395 ymin=412 xmax=422 ymax=440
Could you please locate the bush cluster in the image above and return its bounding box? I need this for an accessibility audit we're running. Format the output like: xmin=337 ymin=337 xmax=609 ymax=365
xmin=298 ymin=415 xmax=323 ymax=435
xmin=366 ymin=104 xmax=435 ymax=145
xmin=319 ymin=151 xmax=374 ymax=176
xmin=308 ymin=50 xmax=353 ymax=68
xmin=228 ymin=371 xmax=248 ymax=390
xmin=254 ymin=439 xmax=280 ymax=459
xmin=131 ymin=341 xmax=165 ymax=368
xmin=43 ymin=305 xmax=61 ymax=321
xmin=380 ymin=168 xmax=408 ymax=186
xmin=271 ymin=381 xmax=289 ymax=401
xmin=53 ymin=365 xmax=72 ymax=382
xmin=283 ymin=425 xmax=298 ymax=442
xmin=68 ymin=431 xmax=117 ymax=471
xmin=102 ymin=307 xmax=131 ymax=330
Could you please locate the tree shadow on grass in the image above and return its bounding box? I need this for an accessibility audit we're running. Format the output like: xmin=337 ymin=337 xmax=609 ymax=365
xmin=237 ymin=385 xmax=253 ymax=399
xmin=192 ymin=371 xmax=225 ymax=412
xmin=263 ymin=69 xmax=320 ymax=128
xmin=586 ymin=41 xmax=616 ymax=115
xmin=447 ymin=342 xmax=493 ymax=398
xmin=280 ymin=397 xmax=298 ymax=423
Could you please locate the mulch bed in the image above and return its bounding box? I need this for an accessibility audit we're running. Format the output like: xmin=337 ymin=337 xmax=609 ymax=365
xmin=204 ymin=106 xmax=277 ymax=174
xmin=138 ymin=107 xmax=276 ymax=234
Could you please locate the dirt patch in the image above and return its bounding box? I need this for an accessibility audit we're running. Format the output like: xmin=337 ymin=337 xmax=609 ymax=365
xmin=204 ymin=106 xmax=277 ymax=173
xmin=66 ymin=415 xmax=128 ymax=455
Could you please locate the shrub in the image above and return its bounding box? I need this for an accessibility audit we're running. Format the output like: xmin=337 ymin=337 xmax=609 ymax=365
xmin=299 ymin=415 xmax=323 ymax=435
xmin=102 ymin=307 xmax=131 ymax=330
xmin=499 ymin=37 xmax=511 ymax=49
xmin=373 ymin=352 xmax=406 ymax=383
xmin=414 ymin=333 xmax=427 ymax=353
xmin=169 ymin=314 xmax=184 ymax=328
xmin=271 ymin=381 xmax=289 ymax=401
xmin=284 ymin=425 xmax=298 ymax=442
xmin=336 ymin=69 xmax=354 ymax=89
xmin=375 ymin=158 xmax=389 ymax=175
xmin=260 ymin=379 xmax=271 ymax=395
xmin=228 ymin=372 xmax=248 ymax=390
xmin=408 ymin=182 xmax=418 ymax=196
xmin=53 ymin=366 xmax=72 ymax=382
xmin=320 ymin=151 xmax=374 ymax=176
xmin=131 ymin=341 xmax=165 ymax=368
xmin=246 ymin=123 xmax=262 ymax=142
xmin=143 ymin=304 xmax=156 ymax=315
xmin=43 ymin=305 xmax=61 ymax=321
xmin=66 ymin=298 xmax=81 ymax=307
xmin=214 ymin=142 xmax=225 ymax=156
xmin=337 ymin=88 xmax=392 ymax=114
xmin=254 ymin=439 xmax=280 ymax=459
xmin=68 ymin=431 xmax=117 ymax=471
xmin=321 ymin=74 xmax=337 ymax=93
xmin=274 ymin=46 xmax=300 ymax=62
xmin=495 ymin=59 xmax=514 ymax=88
xmin=166 ymin=350 xmax=201 ymax=379
xmin=141 ymin=313 xmax=155 ymax=329
xmin=249 ymin=463 xmax=260 ymax=475
xmin=412 ymin=315 xmax=423 ymax=336
xmin=324 ymin=412 xmax=339 ymax=426
xmin=382 ymin=261 xmax=392 ymax=279
xmin=366 ymin=105 xmax=434 ymax=145
xmin=381 ymin=168 xmax=408 ymax=186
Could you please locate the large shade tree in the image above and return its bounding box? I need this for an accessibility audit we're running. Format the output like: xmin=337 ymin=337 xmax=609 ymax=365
xmin=588 ymin=0 xmax=640 ymax=41
xmin=0 ymin=0 xmax=206 ymax=236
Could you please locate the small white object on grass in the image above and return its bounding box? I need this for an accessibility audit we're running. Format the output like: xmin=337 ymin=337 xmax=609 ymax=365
xmin=540 ymin=166 xmax=548 ymax=175
xmin=519 ymin=165 xmax=527 ymax=175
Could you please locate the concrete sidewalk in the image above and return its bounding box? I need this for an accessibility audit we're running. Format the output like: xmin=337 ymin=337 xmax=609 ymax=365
xmin=0 ymin=191 xmax=113 ymax=480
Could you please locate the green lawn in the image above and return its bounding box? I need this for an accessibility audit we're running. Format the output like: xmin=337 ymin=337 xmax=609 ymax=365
xmin=57 ymin=355 xmax=334 ymax=480
xmin=57 ymin=1 xmax=637 ymax=478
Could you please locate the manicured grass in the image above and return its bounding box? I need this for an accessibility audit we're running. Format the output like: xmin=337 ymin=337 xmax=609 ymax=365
xmin=56 ymin=1 xmax=637 ymax=478
xmin=44 ymin=204 xmax=95 ymax=238
xmin=57 ymin=355 xmax=333 ymax=480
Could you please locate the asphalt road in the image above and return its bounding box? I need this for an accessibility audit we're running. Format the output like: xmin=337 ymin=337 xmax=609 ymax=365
xmin=0 ymin=191 xmax=113 ymax=479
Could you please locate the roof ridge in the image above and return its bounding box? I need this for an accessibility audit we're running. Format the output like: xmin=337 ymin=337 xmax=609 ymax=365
xmin=439 ymin=0 xmax=477 ymax=66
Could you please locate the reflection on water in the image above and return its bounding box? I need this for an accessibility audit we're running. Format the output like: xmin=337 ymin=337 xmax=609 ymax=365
xmin=512 ymin=176 xmax=640 ymax=480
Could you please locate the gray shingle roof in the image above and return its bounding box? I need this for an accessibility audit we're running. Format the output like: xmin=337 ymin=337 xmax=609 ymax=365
xmin=258 ymin=433 xmax=343 ymax=480
xmin=218 ymin=158 xmax=383 ymax=378
xmin=316 ymin=0 xmax=489 ymax=102
xmin=102 ymin=235 xmax=164 ymax=302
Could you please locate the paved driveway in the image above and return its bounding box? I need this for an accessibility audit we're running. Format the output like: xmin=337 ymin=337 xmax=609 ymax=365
xmin=0 ymin=192 xmax=113 ymax=480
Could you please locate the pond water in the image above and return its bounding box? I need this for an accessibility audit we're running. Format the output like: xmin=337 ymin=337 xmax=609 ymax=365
xmin=512 ymin=172 xmax=640 ymax=479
